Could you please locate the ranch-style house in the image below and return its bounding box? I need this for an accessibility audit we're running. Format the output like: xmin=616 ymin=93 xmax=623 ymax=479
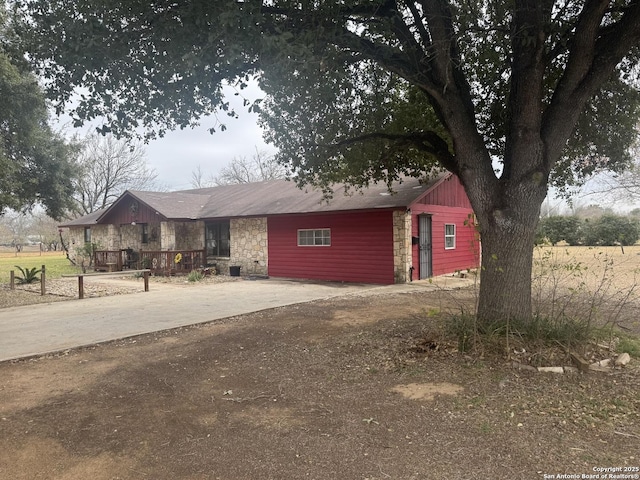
xmin=60 ymin=173 xmax=479 ymax=284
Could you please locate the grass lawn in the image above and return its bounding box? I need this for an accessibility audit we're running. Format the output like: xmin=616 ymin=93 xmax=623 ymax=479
xmin=0 ymin=250 xmax=82 ymax=283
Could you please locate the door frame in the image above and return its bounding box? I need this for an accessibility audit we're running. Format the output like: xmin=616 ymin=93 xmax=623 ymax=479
xmin=418 ymin=214 xmax=433 ymax=279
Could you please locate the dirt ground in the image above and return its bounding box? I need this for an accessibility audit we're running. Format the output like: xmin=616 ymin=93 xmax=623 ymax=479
xmin=1 ymin=285 xmax=639 ymax=480
xmin=1 ymin=245 xmax=639 ymax=479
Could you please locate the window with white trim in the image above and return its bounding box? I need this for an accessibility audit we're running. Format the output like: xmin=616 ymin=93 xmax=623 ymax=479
xmin=444 ymin=224 xmax=456 ymax=249
xmin=298 ymin=228 xmax=331 ymax=246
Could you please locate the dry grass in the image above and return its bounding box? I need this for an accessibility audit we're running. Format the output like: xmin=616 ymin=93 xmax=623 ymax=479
xmin=533 ymin=245 xmax=640 ymax=291
xmin=532 ymin=245 xmax=640 ymax=332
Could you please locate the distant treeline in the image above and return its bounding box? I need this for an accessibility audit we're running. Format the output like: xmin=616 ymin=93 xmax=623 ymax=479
xmin=536 ymin=214 xmax=640 ymax=246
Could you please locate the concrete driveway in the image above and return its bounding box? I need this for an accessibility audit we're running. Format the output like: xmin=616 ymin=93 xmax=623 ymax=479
xmin=0 ymin=276 xmax=473 ymax=362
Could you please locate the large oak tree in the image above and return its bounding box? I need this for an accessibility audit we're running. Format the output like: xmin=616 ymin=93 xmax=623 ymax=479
xmin=0 ymin=3 xmax=77 ymax=219
xmin=17 ymin=0 xmax=640 ymax=322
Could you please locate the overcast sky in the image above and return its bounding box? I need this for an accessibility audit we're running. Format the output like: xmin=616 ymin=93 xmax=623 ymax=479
xmin=143 ymin=106 xmax=276 ymax=191
xmin=57 ymin=82 xmax=277 ymax=191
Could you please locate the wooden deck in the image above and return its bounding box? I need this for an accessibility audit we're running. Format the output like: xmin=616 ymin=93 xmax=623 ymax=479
xmin=94 ymin=250 xmax=206 ymax=276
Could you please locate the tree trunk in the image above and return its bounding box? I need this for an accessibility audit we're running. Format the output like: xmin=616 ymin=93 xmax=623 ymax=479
xmin=476 ymin=220 xmax=538 ymax=324
xmin=460 ymin=162 xmax=547 ymax=324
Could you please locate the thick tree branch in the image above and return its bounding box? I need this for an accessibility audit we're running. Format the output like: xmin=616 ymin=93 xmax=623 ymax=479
xmin=543 ymin=1 xmax=640 ymax=167
xmin=503 ymin=0 xmax=552 ymax=180
xmin=385 ymin=1 xmax=430 ymax=72
xmin=554 ymin=0 xmax=609 ymax=96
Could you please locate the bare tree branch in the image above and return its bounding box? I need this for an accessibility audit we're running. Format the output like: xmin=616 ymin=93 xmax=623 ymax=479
xmin=190 ymin=149 xmax=284 ymax=188
xmin=73 ymin=133 xmax=158 ymax=214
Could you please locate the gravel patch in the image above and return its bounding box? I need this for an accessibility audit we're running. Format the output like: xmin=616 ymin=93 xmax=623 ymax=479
xmin=0 ymin=274 xmax=241 ymax=309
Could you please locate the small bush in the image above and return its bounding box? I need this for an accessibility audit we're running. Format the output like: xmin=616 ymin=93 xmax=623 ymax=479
xmin=187 ymin=270 xmax=205 ymax=282
xmin=14 ymin=266 xmax=42 ymax=284
xmin=537 ymin=215 xmax=584 ymax=245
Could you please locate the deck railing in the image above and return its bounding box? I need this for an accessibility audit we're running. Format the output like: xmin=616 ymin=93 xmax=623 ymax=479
xmin=93 ymin=250 xmax=125 ymax=272
xmin=94 ymin=249 xmax=206 ymax=275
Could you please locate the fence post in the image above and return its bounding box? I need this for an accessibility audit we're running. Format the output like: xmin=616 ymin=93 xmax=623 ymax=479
xmin=10 ymin=270 xmax=14 ymax=290
xmin=41 ymin=264 xmax=46 ymax=296
xmin=78 ymin=275 xmax=84 ymax=299
xmin=143 ymin=270 xmax=149 ymax=292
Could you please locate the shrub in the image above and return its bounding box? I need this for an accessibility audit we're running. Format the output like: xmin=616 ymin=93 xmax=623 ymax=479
xmin=582 ymin=214 xmax=640 ymax=246
xmin=187 ymin=270 xmax=205 ymax=282
xmin=75 ymin=241 xmax=101 ymax=271
xmin=14 ymin=266 xmax=42 ymax=284
xmin=536 ymin=215 xmax=584 ymax=245
xmin=618 ymin=336 xmax=640 ymax=358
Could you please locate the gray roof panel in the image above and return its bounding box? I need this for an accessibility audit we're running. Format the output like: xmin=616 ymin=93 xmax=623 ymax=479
xmin=62 ymin=173 xmax=450 ymax=226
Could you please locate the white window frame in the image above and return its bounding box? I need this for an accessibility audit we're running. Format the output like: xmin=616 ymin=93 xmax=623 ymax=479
xmin=297 ymin=228 xmax=331 ymax=246
xmin=444 ymin=224 xmax=456 ymax=250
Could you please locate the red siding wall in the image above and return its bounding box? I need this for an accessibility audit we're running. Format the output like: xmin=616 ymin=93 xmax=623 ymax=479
xmin=415 ymin=174 xmax=472 ymax=209
xmin=268 ymin=210 xmax=396 ymax=284
xmin=411 ymin=205 xmax=479 ymax=277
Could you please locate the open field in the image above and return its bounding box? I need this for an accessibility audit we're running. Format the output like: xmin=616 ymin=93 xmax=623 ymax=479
xmin=529 ymin=246 xmax=640 ymax=335
xmin=0 ymin=249 xmax=81 ymax=284
xmin=533 ymin=245 xmax=640 ymax=289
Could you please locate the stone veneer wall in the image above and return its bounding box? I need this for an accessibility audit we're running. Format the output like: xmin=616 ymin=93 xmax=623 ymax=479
xmin=392 ymin=210 xmax=412 ymax=283
xmin=67 ymin=227 xmax=86 ymax=254
xmin=66 ymin=225 xmax=117 ymax=263
xmin=66 ymin=220 xmax=203 ymax=264
xmin=226 ymin=217 xmax=268 ymax=276
xmin=119 ymin=224 xmax=137 ymax=250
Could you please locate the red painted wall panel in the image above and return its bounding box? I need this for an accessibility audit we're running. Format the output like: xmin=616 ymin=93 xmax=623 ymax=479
xmin=268 ymin=210 xmax=396 ymax=284
xmin=410 ymin=205 xmax=479 ymax=278
xmin=416 ymin=175 xmax=472 ymax=209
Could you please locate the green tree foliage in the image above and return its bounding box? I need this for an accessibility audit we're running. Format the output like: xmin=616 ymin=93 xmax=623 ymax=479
xmin=16 ymin=1 xmax=640 ymax=321
xmin=0 ymin=5 xmax=78 ymax=219
xmin=583 ymin=214 xmax=640 ymax=246
xmin=537 ymin=216 xmax=584 ymax=246
xmin=538 ymin=214 xmax=640 ymax=246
